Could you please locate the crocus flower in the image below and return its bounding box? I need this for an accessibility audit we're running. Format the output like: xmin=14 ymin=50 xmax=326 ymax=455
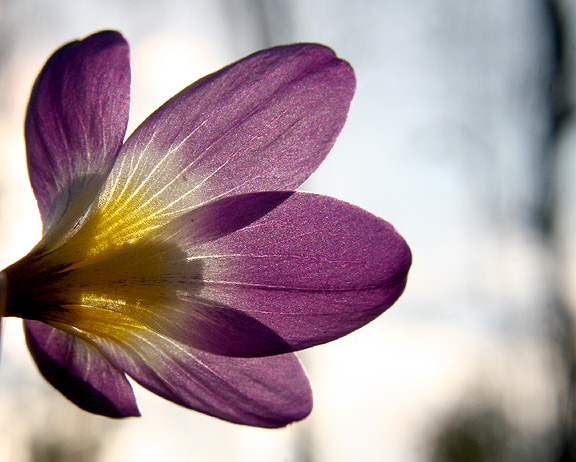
xmin=0 ymin=31 xmax=411 ymax=428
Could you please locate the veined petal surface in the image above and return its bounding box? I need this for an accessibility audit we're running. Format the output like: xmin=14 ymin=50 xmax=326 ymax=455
xmin=25 ymin=31 xmax=130 ymax=228
xmin=87 ymin=43 xmax=355 ymax=249
xmin=188 ymin=192 xmax=412 ymax=354
xmin=24 ymin=320 xmax=139 ymax=418
xmin=56 ymin=311 xmax=312 ymax=428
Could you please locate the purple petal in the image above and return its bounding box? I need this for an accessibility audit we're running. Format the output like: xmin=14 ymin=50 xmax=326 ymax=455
xmin=189 ymin=192 xmax=411 ymax=353
xmin=98 ymin=43 xmax=355 ymax=231
xmin=25 ymin=31 xmax=131 ymax=228
xmin=93 ymin=329 xmax=312 ymax=428
xmin=144 ymin=297 xmax=294 ymax=357
xmin=161 ymin=191 xmax=294 ymax=245
xmin=24 ymin=320 xmax=140 ymax=418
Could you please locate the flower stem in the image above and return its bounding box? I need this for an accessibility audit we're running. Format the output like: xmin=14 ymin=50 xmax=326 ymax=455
xmin=0 ymin=272 xmax=6 ymax=318
xmin=0 ymin=273 xmax=5 ymax=354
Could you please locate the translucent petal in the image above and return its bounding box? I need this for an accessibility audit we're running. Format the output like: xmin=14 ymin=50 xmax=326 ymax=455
xmin=25 ymin=320 xmax=139 ymax=417
xmin=25 ymin=31 xmax=130 ymax=229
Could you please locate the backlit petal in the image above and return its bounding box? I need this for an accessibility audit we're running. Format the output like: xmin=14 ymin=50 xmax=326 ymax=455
xmin=25 ymin=31 xmax=130 ymax=228
xmin=51 ymin=311 xmax=312 ymax=427
xmin=190 ymin=192 xmax=412 ymax=353
xmin=102 ymin=337 xmax=312 ymax=428
xmin=24 ymin=320 xmax=139 ymax=418
xmin=91 ymin=43 xmax=355 ymax=242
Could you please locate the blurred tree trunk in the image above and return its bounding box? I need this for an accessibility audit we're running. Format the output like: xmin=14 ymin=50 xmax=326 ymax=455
xmin=540 ymin=1 xmax=576 ymax=460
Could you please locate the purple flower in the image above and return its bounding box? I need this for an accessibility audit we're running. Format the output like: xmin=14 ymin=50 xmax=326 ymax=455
xmin=0 ymin=31 xmax=411 ymax=427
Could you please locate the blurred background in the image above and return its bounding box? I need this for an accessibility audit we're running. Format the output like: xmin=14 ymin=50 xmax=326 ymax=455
xmin=0 ymin=0 xmax=574 ymax=461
